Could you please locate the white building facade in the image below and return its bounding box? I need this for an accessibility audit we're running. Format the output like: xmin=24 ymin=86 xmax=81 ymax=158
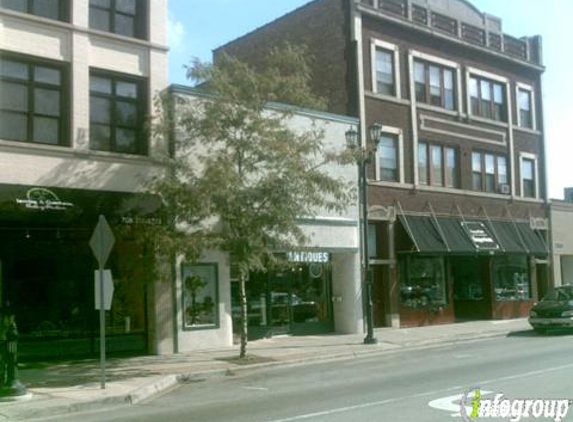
xmin=168 ymin=87 xmax=364 ymax=351
xmin=551 ymin=199 xmax=573 ymax=288
xmin=0 ymin=0 xmax=169 ymax=359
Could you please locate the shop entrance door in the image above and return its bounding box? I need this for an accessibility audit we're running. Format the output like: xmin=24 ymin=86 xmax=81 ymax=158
xmin=536 ymin=263 xmax=549 ymax=300
xmin=269 ymin=272 xmax=291 ymax=335
xmin=452 ymin=257 xmax=491 ymax=321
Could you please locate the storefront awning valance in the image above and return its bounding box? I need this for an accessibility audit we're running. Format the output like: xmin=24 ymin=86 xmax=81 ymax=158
xmin=398 ymin=215 xmax=447 ymax=253
xmin=0 ymin=184 xmax=163 ymax=228
xmin=489 ymin=220 xmax=549 ymax=255
xmin=398 ymin=215 xmax=549 ymax=256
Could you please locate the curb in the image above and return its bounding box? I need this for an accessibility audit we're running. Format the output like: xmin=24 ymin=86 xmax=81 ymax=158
xmin=128 ymin=374 xmax=179 ymax=404
xmin=11 ymin=326 xmax=527 ymax=421
xmin=178 ymin=327 xmax=520 ymax=380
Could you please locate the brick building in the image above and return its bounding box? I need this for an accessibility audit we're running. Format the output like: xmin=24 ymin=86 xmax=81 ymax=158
xmin=0 ymin=0 xmax=169 ymax=358
xmin=216 ymin=0 xmax=550 ymax=328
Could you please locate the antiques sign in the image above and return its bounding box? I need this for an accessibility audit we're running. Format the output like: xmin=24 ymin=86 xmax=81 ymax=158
xmin=287 ymin=251 xmax=330 ymax=263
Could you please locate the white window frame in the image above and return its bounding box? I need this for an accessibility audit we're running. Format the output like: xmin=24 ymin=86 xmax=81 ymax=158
xmin=519 ymin=152 xmax=539 ymax=200
xmin=370 ymin=38 xmax=401 ymax=98
xmin=466 ymin=67 xmax=510 ymax=123
xmin=410 ymin=50 xmax=462 ymax=114
xmin=375 ymin=126 xmax=404 ymax=184
xmin=516 ymin=82 xmax=536 ymax=130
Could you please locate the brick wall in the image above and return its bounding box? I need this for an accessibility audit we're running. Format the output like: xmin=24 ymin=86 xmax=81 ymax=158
xmin=361 ymin=14 xmax=547 ymax=214
xmin=214 ymin=0 xmax=352 ymax=115
xmin=216 ymin=0 xmax=547 ymax=218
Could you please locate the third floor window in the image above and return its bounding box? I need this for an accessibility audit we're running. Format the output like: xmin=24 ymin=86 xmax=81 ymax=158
xmin=518 ymin=87 xmax=534 ymax=129
xmin=414 ymin=61 xmax=455 ymax=110
xmin=89 ymin=0 xmax=146 ymax=39
xmin=0 ymin=54 xmax=68 ymax=146
xmin=1 ymin=0 xmax=69 ymax=22
xmin=469 ymin=75 xmax=507 ymax=122
xmin=374 ymin=48 xmax=395 ymax=96
xmin=90 ymin=70 xmax=146 ymax=155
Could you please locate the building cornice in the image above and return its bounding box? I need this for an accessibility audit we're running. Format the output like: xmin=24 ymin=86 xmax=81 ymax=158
xmin=356 ymin=3 xmax=545 ymax=73
xmin=0 ymin=8 xmax=169 ymax=53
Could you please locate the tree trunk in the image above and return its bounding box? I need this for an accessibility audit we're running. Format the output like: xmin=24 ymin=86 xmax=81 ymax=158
xmin=239 ymin=272 xmax=248 ymax=359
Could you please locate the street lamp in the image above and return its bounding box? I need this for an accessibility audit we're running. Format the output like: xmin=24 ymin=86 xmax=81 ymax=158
xmin=346 ymin=123 xmax=382 ymax=345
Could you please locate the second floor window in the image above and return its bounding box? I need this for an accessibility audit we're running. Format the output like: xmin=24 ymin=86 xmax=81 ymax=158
xmin=374 ymin=48 xmax=395 ymax=96
xmin=414 ymin=61 xmax=455 ymax=110
xmin=1 ymin=0 xmax=68 ymax=21
xmin=89 ymin=0 xmax=145 ymax=39
xmin=469 ymin=76 xmax=506 ymax=122
xmin=90 ymin=71 xmax=146 ymax=155
xmin=376 ymin=133 xmax=398 ymax=182
xmin=0 ymin=54 xmax=68 ymax=146
xmin=418 ymin=142 xmax=458 ymax=188
xmin=472 ymin=151 xmax=508 ymax=194
xmin=518 ymin=88 xmax=533 ymax=129
xmin=521 ymin=157 xmax=536 ymax=198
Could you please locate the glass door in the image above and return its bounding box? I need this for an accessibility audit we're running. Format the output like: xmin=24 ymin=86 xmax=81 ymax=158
xmin=268 ymin=271 xmax=291 ymax=335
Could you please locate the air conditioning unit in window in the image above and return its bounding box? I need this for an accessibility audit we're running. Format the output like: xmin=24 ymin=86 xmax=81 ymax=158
xmin=499 ymin=184 xmax=511 ymax=194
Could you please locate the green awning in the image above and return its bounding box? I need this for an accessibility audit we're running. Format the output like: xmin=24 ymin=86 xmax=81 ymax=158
xmin=398 ymin=215 xmax=447 ymax=253
xmin=487 ymin=221 xmax=525 ymax=253
xmin=488 ymin=221 xmax=548 ymax=255
xmin=515 ymin=222 xmax=549 ymax=255
xmin=437 ymin=217 xmax=478 ymax=253
xmin=399 ymin=215 xmax=548 ymax=255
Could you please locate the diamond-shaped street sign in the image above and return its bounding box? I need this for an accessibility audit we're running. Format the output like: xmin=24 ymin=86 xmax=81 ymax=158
xmin=94 ymin=270 xmax=114 ymax=310
xmin=90 ymin=215 xmax=115 ymax=267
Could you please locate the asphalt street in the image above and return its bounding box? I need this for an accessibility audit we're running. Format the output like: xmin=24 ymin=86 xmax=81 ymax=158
xmin=40 ymin=330 xmax=573 ymax=422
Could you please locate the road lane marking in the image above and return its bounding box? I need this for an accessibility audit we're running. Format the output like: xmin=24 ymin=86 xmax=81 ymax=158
xmin=262 ymin=387 xmax=464 ymax=422
xmin=428 ymin=390 xmax=493 ymax=417
xmin=263 ymin=362 xmax=573 ymax=422
xmin=241 ymin=386 xmax=269 ymax=391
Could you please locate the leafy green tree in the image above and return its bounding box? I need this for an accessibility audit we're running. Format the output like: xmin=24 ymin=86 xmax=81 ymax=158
xmin=151 ymin=44 xmax=354 ymax=358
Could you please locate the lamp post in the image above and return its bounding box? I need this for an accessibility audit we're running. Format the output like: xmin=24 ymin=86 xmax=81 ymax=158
xmin=346 ymin=123 xmax=382 ymax=345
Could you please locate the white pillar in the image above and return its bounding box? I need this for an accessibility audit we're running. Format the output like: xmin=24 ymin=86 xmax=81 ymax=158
xmin=332 ymin=253 xmax=363 ymax=334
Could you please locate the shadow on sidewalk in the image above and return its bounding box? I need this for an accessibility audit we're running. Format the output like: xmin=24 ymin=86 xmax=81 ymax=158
xmin=506 ymin=328 xmax=573 ymax=338
xmin=19 ymin=358 xmax=164 ymax=388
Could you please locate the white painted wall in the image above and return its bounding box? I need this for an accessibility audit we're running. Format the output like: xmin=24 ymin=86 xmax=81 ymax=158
xmin=176 ymin=250 xmax=234 ymax=351
xmin=1 ymin=1 xmax=170 ymax=354
xmin=551 ymin=201 xmax=573 ymax=287
xmin=172 ymin=91 xmax=364 ymax=349
xmin=0 ymin=0 xmax=169 ymax=169
xmin=561 ymin=257 xmax=573 ymax=286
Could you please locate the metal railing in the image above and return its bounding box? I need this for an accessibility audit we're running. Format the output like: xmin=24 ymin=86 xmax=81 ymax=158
xmin=379 ymin=0 xmax=408 ymax=17
xmin=503 ymin=35 xmax=527 ymax=60
xmin=461 ymin=23 xmax=486 ymax=46
xmin=357 ymin=0 xmax=537 ymax=65
xmin=431 ymin=11 xmax=458 ymax=36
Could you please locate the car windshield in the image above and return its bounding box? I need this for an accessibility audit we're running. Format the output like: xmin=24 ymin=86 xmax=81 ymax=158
xmin=542 ymin=287 xmax=573 ymax=302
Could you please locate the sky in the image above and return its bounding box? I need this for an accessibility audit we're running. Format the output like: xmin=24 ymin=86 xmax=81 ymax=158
xmin=167 ymin=0 xmax=572 ymax=200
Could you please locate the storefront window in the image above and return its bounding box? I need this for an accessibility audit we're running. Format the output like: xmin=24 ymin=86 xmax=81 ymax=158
xmin=401 ymin=256 xmax=447 ymax=308
xmin=182 ymin=263 xmax=218 ymax=329
xmin=231 ymin=262 xmax=332 ymax=336
xmin=493 ymin=256 xmax=531 ymax=301
xmin=290 ymin=264 xmax=330 ymax=324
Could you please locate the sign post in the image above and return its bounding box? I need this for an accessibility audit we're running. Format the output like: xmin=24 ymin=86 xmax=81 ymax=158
xmin=89 ymin=215 xmax=115 ymax=389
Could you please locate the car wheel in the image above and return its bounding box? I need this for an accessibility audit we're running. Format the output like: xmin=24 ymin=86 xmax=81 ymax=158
xmin=534 ymin=327 xmax=547 ymax=334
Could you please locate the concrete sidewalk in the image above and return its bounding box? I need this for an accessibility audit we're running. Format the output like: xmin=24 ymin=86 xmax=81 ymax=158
xmin=1 ymin=318 xmax=532 ymax=421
